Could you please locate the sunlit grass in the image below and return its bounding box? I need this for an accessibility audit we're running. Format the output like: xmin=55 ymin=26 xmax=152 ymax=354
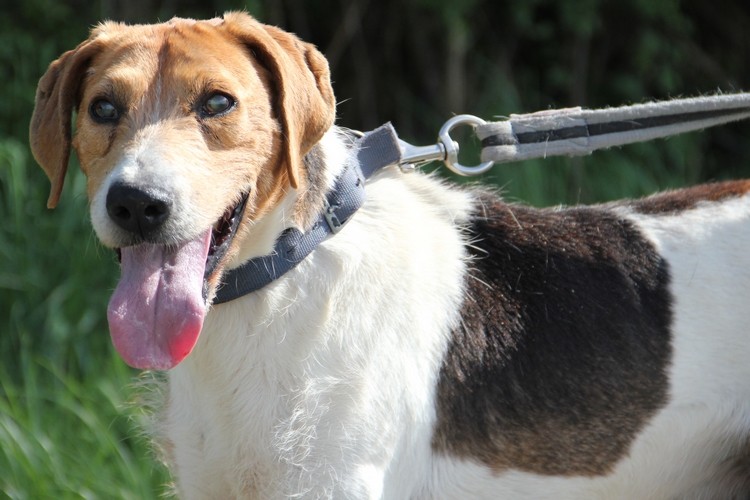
xmin=0 ymin=139 xmax=170 ymax=498
xmin=0 ymin=356 xmax=170 ymax=499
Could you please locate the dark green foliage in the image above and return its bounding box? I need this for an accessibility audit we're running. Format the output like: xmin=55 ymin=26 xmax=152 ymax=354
xmin=2 ymin=0 xmax=750 ymax=495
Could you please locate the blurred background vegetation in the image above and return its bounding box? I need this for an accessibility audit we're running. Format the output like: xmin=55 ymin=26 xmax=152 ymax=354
xmin=2 ymin=0 xmax=750 ymax=497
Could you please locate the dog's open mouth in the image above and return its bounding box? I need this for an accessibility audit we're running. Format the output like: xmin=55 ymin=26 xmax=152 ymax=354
xmin=205 ymin=192 xmax=249 ymax=283
xmin=107 ymin=192 xmax=249 ymax=371
xmin=113 ymin=192 xmax=249 ymax=285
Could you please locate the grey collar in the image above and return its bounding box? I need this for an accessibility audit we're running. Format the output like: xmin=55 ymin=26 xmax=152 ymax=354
xmin=213 ymin=124 xmax=402 ymax=304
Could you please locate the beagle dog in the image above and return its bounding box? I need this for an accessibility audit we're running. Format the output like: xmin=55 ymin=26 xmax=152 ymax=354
xmin=30 ymin=12 xmax=750 ymax=499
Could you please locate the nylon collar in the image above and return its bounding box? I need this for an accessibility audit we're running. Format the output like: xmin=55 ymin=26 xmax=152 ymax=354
xmin=213 ymin=123 xmax=402 ymax=304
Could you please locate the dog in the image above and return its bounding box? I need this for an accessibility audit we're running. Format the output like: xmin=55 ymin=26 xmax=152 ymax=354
xmin=30 ymin=11 xmax=750 ymax=499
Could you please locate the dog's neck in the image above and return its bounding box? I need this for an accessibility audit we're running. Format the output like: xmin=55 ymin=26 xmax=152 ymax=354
xmin=213 ymin=125 xmax=403 ymax=303
xmin=295 ymin=138 xmax=349 ymax=231
xmin=212 ymin=128 xmax=356 ymax=303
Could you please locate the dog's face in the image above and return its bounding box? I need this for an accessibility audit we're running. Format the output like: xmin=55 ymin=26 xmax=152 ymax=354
xmin=29 ymin=13 xmax=335 ymax=369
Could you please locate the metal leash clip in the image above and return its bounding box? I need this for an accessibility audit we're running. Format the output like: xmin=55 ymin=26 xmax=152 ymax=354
xmin=398 ymin=114 xmax=494 ymax=176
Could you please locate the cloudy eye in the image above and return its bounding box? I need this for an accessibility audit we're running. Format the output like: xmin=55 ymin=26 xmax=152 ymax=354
xmin=90 ymin=99 xmax=120 ymax=123
xmin=201 ymin=93 xmax=235 ymax=117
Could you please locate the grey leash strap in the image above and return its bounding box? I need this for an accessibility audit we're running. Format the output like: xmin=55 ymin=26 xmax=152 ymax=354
xmin=476 ymin=93 xmax=750 ymax=166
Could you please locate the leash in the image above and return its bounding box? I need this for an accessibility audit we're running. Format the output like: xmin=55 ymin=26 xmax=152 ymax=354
xmin=215 ymin=92 xmax=750 ymax=303
xmin=346 ymin=93 xmax=750 ymax=181
xmin=399 ymin=93 xmax=750 ymax=176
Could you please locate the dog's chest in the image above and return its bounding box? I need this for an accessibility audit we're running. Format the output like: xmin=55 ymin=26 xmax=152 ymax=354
xmin=160 ymin=173 xmax=475 ymax=497
xmin=165 ymin=332 xmax=296 ymax=497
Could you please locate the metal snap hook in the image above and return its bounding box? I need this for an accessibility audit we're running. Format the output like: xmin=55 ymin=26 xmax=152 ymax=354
xmin=438 ymin=115 xmax=494 ymax=176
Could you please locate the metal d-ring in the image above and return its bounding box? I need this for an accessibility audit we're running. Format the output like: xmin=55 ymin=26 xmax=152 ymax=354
xmin=438 ymin=115 xmax=494 ymax=176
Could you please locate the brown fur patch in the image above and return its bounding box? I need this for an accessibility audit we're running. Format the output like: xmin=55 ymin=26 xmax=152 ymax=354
xmin=625 ymin=180 xmax=750 ymax=214
xmin=433 ymin=193 xmax=673 ymax=476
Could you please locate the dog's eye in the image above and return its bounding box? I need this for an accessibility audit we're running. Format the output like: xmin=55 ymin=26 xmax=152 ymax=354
xmin=90 ymin=99 xmax=120 ymax=123
xmin=201 ymin=93 xmax=235 ymax=117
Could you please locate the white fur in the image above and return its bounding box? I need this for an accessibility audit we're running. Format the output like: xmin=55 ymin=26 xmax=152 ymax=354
xmin=117 ymin=131 xmax=750 ymax=498
xmin=162 ymin=131 xmax=473 ymax=498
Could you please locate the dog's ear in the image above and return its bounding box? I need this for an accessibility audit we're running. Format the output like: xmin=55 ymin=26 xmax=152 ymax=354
xmin=223 ymin=12 xmax=336 ymax=189
xmin=29 ymin=39 xmax=101 ymax=208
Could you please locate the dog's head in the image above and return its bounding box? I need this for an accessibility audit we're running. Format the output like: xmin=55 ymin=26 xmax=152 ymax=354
xmin=29 ymin=12 xmax=336 ymax=369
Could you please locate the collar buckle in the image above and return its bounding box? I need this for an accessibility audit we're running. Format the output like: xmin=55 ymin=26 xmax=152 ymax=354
xmin=324 ymin=201 xmax=344 ymax=233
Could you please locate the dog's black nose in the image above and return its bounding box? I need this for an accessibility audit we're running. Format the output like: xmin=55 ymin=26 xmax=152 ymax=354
xmin=106 ymin=182 xmax=172 ymax=238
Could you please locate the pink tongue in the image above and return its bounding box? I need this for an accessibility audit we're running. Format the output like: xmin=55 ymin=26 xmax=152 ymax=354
xmin=107 ymin=229 xmax=212 ymax=370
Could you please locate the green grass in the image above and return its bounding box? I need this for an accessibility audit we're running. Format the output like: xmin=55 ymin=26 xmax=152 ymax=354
xmin=0 ymin=139 xmax=171 ymax=498
xmin=0 ymin=357 xmax=170 ymax=499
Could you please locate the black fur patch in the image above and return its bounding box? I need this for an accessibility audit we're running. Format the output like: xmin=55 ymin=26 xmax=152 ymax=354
xmin=433 ymin=193 xmax=673 ymax=476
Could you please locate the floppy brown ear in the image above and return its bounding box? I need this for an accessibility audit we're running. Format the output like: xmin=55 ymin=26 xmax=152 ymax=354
xmin=223 ymin=12 xmax=336 ymax=189
xmin=29 ymin=39 xmax=101 ymax=208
